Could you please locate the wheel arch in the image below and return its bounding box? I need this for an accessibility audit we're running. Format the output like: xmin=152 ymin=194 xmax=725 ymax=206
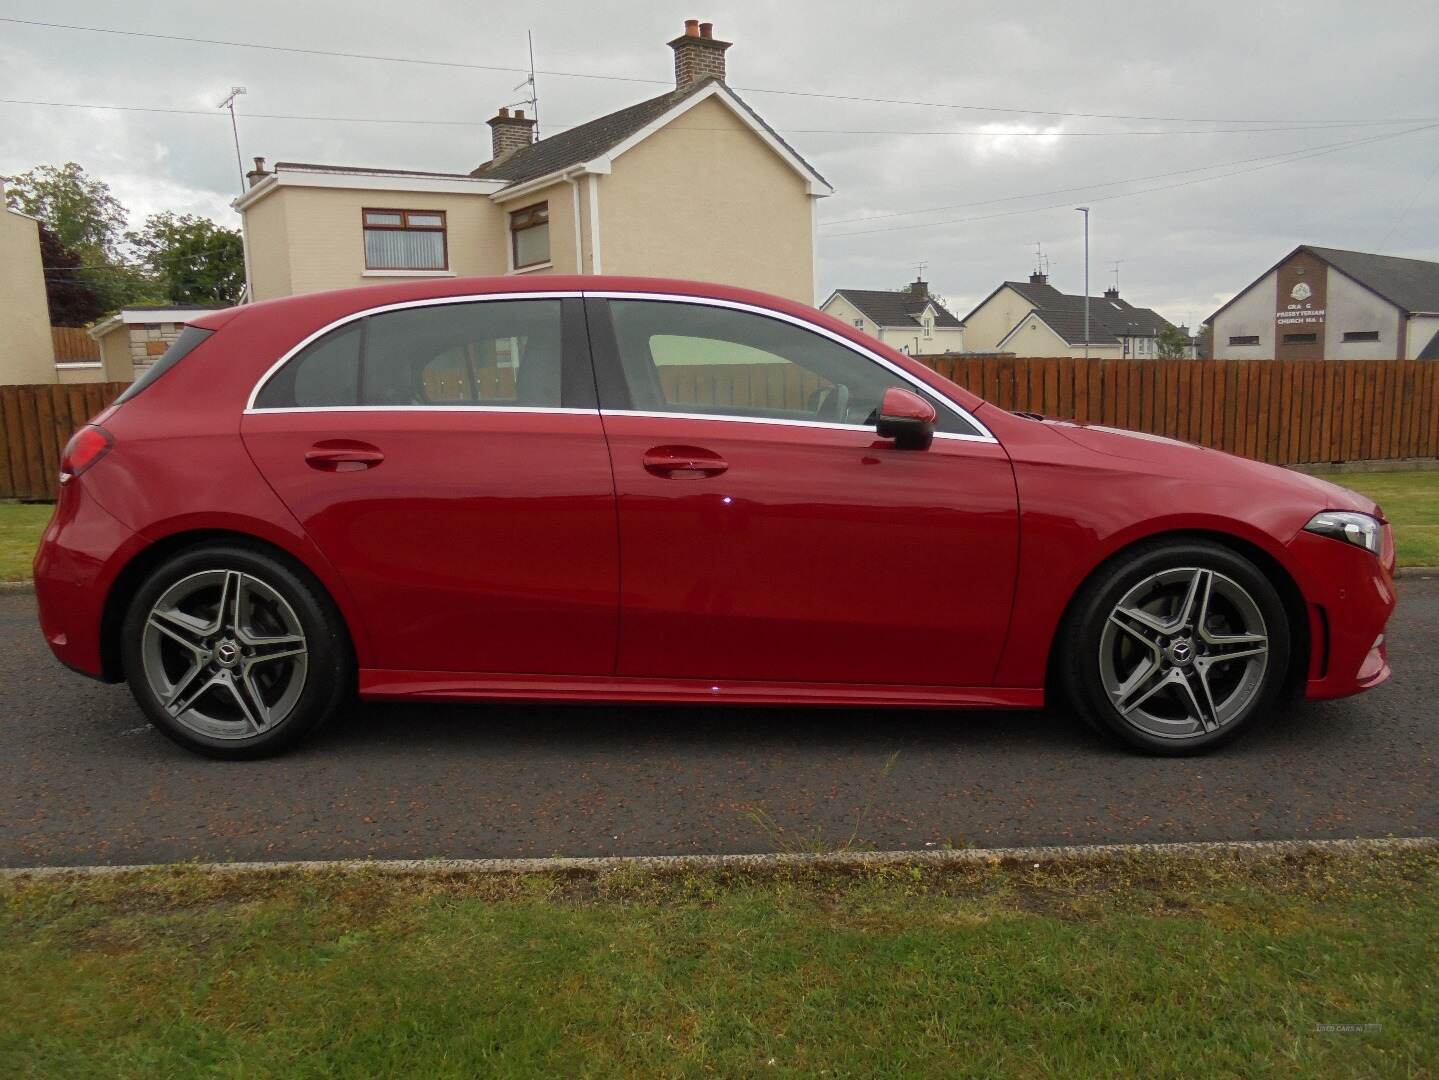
xmin=1043 ymin=527 xmax=1311 ymax=705
xmin=99 ymin=528 xmax=359 ymax=682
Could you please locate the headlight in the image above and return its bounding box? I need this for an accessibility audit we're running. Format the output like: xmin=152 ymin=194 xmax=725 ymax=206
xmin=1304 ymin=511 xmax=1382 ymax=555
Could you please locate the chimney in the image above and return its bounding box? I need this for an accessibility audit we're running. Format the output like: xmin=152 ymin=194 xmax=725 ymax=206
xmin=668 ymin=18 xmax=731 ymax=89
xmin=1104 ymin=285 xmax=1120 ymax=300
xmin=488 ymin=106 xmax=536 ymax=162
xmin=1029 ymin=271 xmax=1048 ymax=285
xmin=908 ymin=277 xmax=928 ymax=299
xmin=246 ymin=156 xmax=269 ymax=188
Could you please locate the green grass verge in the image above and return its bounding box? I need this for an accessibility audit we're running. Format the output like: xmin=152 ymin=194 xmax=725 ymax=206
xmin=1314 ymin=470 xmax=1439 ymax=568
xmin=0 ymin=502 xmax=51 ymax=582
xmin=2 ymin=848 xmax=1435 ymax=1076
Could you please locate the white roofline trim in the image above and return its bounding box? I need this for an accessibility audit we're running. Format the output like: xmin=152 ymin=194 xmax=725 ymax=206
xmin=233 ymin=168 xmax=507 ymax=211
xmin=586 ymin=82 xmax=833 ymax=197
xmin=490 ymin=82 xmax=834 ymax=203
xmin=88 ymin=309 xmax=226 ymax=339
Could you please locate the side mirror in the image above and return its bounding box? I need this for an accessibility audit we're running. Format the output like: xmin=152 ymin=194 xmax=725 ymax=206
xmin=874 ymin=387 xmax=937 ymax=450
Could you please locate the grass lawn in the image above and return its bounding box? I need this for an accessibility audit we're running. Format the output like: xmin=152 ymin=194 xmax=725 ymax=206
xmin=1314 ymin=470 xmax=1439 ymax=568
xmin=1 ymin=847 xmax=1434 ymax=1076
xmin=0 ymin=502 xmax=51 ymax=582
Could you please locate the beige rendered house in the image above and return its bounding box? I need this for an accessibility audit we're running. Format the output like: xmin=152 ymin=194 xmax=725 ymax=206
xmin=960 ymin=272 xmax=1179 ymax=359
xmin=0 ymin=182 xmax=57 ymax=386
xmin=235 ymin=20 xmax=832 ymax=306
xmin=821 ymin=279 xmax=966 ymax=355
xmin=86 ymin=305 xmax=229 ymax=384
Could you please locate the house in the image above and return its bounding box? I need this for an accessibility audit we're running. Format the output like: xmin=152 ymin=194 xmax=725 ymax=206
xmin=0 ymin=181 xmax=57 ymax=386
xmin=820 ymin=278 xmax=965 ymax=354
xmin=960 ymin=272 xmax=1180 ymax=359
xmin=235 ymin=20 xmax=832 ymax=306
xmin=87 ymin=305 xmax=229 ymax=383
xmin=1209 ymin=245 xmax=1439 ymax=360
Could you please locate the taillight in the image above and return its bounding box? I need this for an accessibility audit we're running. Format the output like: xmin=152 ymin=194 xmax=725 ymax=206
xmin=59 ymin=425 xmax=113 ymax=485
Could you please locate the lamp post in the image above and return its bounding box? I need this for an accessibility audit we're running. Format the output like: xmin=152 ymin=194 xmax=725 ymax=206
xmin=1076 ymin=206 xmax=1090 ymax=359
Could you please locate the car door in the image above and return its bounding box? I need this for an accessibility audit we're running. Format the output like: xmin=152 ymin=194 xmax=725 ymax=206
xmin=586 ymin=294 xmax=1019 ymax=689
xmin=240 ymin=295 xmax=618 ymax=676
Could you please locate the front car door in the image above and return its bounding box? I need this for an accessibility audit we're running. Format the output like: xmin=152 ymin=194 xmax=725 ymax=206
xmin=241 ymin=294 xmax=618 ymax=676
xmin=586 ymin=293 xmax=1019 ymax=690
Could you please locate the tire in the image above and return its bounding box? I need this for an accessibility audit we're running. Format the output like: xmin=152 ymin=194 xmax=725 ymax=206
xmin=120 ymin=542 xmax=353 ymax=759
xmin=1060 ymin=539 xmax=1291 ymax=756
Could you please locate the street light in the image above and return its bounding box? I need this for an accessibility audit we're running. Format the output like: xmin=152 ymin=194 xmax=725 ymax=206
xmin=1076 ymin=207 xmax=1090 ymax=359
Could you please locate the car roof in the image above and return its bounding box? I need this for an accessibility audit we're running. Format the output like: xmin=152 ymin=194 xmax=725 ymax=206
xmin=191 ymin=276 xmax=985 ymax=412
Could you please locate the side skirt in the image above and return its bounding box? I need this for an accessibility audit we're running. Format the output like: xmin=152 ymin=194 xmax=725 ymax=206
xmin=359 ymin=670 xmax=1044 ymax=709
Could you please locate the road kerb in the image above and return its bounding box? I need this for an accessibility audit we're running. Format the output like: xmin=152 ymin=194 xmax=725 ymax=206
xmin=3 ymin=835 xmax=1434 ymax=879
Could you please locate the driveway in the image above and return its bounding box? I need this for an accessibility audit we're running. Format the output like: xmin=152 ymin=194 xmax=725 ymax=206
xmin=2 ymin=580 xmax=1434 ymax=868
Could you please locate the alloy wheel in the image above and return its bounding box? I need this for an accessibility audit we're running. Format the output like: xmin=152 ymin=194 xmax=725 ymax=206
xmin=140 ymin=570 xmax=309 ymax=740
xmin=1098 ymin=566 xmax=1269 ymax=741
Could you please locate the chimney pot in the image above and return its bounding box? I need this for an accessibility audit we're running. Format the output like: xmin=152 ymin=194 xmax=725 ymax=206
xmin=498 ymin=106 xmax=509 ymax=118
xmin=488 ymin=105 xmax=537 ymax=162
xmin=245 ymin=156 xmax=269 ymax=188
xmin=1029 ymin=271 xmax=1048 ymax=285
xmin=669 ymin=19 xmax=731 ymax=89
xmin=1104 ymin=286 xmax=1120 ymax=300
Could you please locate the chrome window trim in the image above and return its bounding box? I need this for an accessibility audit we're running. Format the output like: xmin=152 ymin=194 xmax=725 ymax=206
xmin=244 ymin=405 xmax=598 ymax=417
xmin=244 ymin=291 xmax=583 ymax=413
xmin=242 ymin=288 xmax=996 ymax=445
xmin=586 ymin=290 xmax=996 ymax=443
xmin=603 ymin=409 xmax=995 ymax=443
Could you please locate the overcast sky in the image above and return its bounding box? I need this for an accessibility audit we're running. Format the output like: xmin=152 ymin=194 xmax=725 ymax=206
xmin=4 ymin=0 xmax=1438 ymax=325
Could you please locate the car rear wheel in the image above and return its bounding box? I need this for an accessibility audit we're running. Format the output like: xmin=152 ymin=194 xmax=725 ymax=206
xmin=1061 ymin=540 xmax=1291 ymax=755
xmin=121 ymin=543 xmax=352 ymax=759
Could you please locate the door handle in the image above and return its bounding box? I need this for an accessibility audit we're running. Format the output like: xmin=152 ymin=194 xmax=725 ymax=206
xmin=305 ymin=441 xmax=384 ymax=472
xmin=642 ymin=445 xmax=728 ymax=478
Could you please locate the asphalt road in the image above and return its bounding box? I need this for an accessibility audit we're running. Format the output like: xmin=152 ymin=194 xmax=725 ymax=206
xmin=2 ymin=580 xmax=1435 ymax=868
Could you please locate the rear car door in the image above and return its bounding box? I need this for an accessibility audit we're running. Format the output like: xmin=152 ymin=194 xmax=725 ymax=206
xmin=586 ymin=294 xmax=1019 ymax=689
xmin=241 ymin=295 xmax=618 ymax=676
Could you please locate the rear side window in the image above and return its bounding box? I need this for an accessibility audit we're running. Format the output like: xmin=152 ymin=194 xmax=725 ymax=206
xmin=253 ymin=323 xmax=362 ymax=409
xmin=113 ymin=325 xmax=214 ymax=404
xmin=251 ymin=300 xmax=565 ymax=409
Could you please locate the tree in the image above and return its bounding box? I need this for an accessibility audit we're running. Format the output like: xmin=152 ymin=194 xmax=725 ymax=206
xmin=1196 ymin=323 xmax=1213 ymax=359
xmin=126 ymin=212 xmax=245 ymax=305
xmin=37 ymin=225 xmax=106 ymax=326
xmin=3 ymin=162 xmax=127 ymax=261
xmin=4 ymin=162 xmax=154 ymax=311
xmin=1156 ymin=325 xmax=1191 ymax=359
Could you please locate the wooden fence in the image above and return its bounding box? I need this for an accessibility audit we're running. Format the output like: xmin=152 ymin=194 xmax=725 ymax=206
xmin=917 ymin=355 xmax=1439 ymax=468
xmin=1 ymin=358 xmax=1436 ymax=501
xmin=50 ymin=326 xmax=100 ymax=362
xmin=0 ymin=382 xmax=128 ymax=500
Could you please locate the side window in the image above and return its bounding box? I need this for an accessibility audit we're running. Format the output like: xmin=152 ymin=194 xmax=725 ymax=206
xmin=253 ymin=300 xmax=566 ymax=410
xmin=604 ymin=299 xmax=979 ymax=435
xmin=253 ymin=322 xmax=361 ymax=409
xmin=363 ymin=300 xmax=563 ymax=406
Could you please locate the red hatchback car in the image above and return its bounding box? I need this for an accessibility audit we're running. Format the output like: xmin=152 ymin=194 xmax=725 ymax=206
xmin=35 ymin=276 xmax=1395 ymax=759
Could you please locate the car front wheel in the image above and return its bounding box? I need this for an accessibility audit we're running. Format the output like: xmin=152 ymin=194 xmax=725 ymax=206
xmin=120 ymin=543 xmax=352 ymax=759
xmin=1062 ymin=540 xmax=1291 ymax=755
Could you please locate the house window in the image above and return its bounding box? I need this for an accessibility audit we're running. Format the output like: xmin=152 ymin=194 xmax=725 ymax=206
xmin=1228 ymin=335 xmax=1260 ymax=346
xmin=510 ymin=202 xmax=550 ymax=269
xmin=922 ymin=317 xmax=933 ymax=339
xmin=1342 ymin=330 xmax=1380 ymax=342
xmin=853 ymin=319 xmax=864 ymax=329
xmin=1283 ymin=332 xmax=1317 ymax=345
xmin=363 ymin=209 xmax=447 ymax=270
